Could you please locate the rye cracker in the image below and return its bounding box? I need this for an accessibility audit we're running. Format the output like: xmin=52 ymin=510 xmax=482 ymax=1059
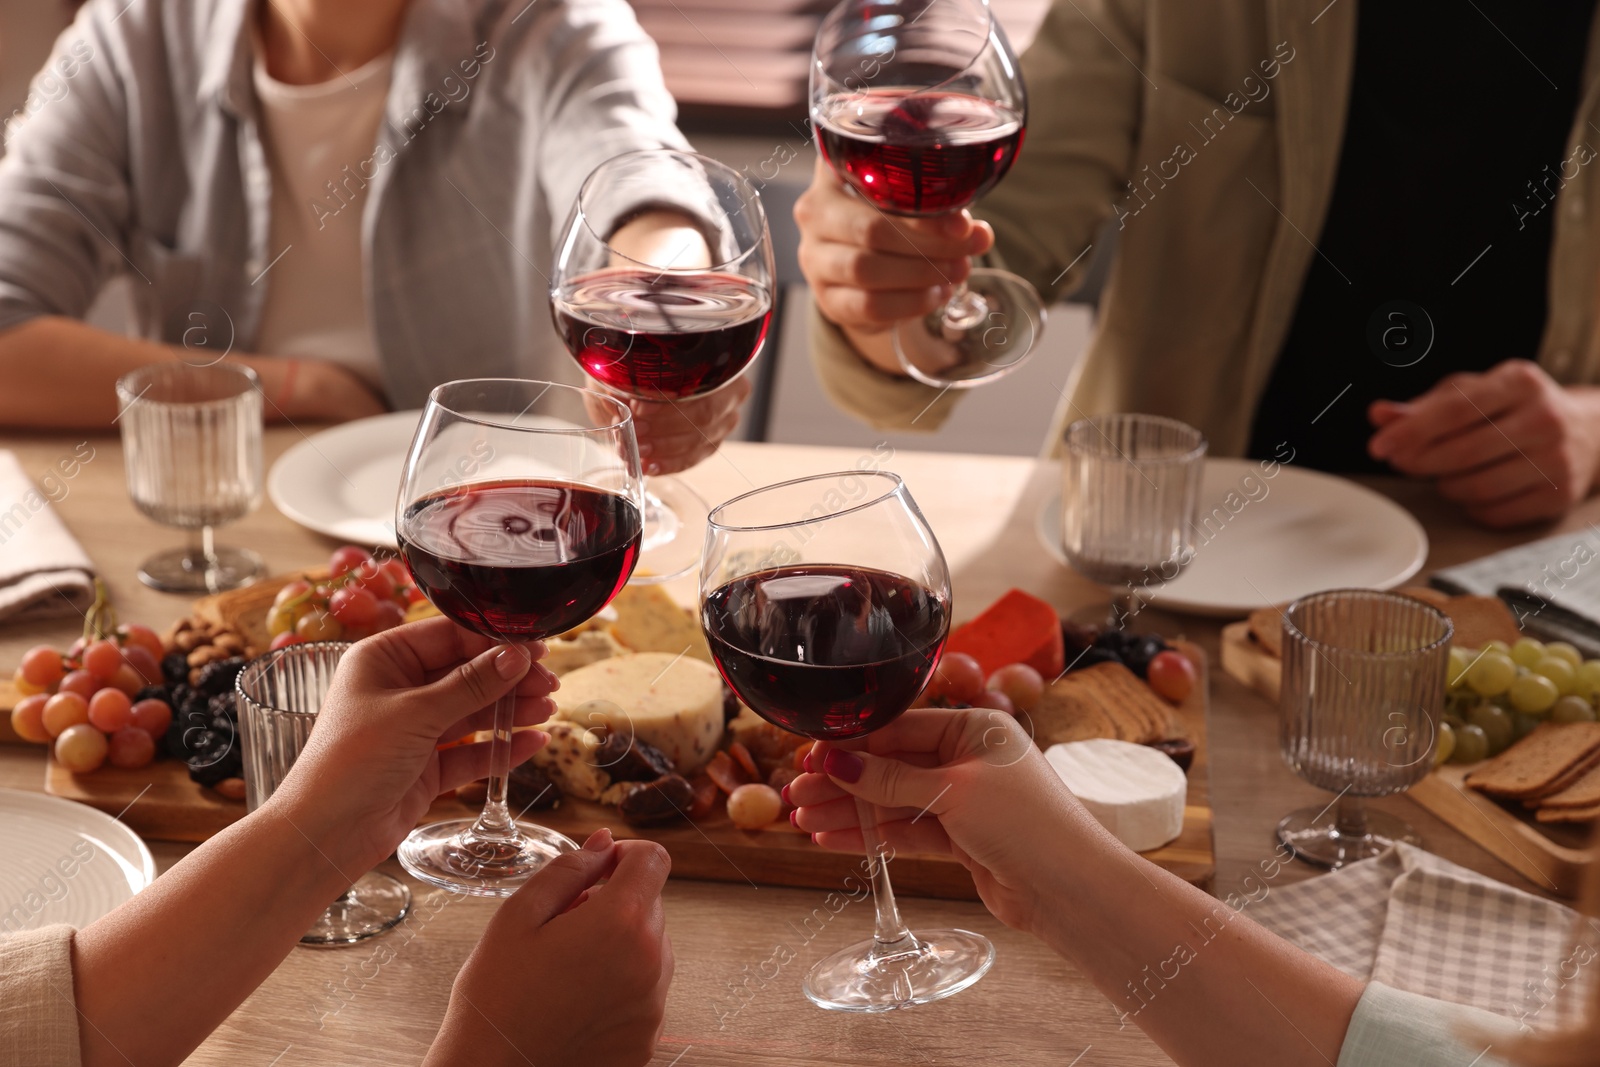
xmin=1465 ymin=723 xmax=1600 ymax=799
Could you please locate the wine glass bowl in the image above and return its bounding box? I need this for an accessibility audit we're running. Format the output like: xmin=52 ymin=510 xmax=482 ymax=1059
xmin=700 ymin=471 xmax=994 ymax=1011
xmin=811 ymin=0 xmax=1043 ymax=388
xmin=394 ymin=379 xmax=644 ymax=895
xmin=553 ymin=148 xmax=775 ymax=583
xmin=1276 ymin=589 xmax=1453 ymax=869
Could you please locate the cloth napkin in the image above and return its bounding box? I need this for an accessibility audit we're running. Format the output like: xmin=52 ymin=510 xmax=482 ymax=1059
xmin=1431 ymin=529 xmax=1600 ymax=654
xmin=0 ymin=449 xmax=96 ymax=623
xmin=1247 ymin=843 xmax=1597 ymax=1032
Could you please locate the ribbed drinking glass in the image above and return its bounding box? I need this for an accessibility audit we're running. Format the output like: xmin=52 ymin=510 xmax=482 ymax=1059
xmin=116 ymin=362 xmax=264 ymax=593
xmin=237 ymin=641 xmax=411 ymax=945
xmin=1277 ymin=589 xmax=1454 ymax=869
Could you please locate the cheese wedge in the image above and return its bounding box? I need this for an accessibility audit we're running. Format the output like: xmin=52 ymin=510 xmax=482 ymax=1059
xmin=529 ymin=721 xmax=609 ymax=801
xmin=543 ymin=629 xmax=625 ymax=676
xmin=1044 ymin=739 xmax=1186 ymax=852
xmin=552 ymin=652 xmax=725 ymax=772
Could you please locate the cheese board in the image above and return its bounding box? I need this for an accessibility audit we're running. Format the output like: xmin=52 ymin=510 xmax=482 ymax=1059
xmin=1219 ymin=612 xmax=1588 ymax=897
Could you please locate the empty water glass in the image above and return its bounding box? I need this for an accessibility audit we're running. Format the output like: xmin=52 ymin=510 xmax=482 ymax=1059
xmin=1060 ymin=414 xmax=1206 ymax=625
xmin=237 ymin=641 xmax=411 ymax=945
xmin=1277 ymin=589 xmax=1453 ymax=869
xmin=116 ymin=362 xmax=264 ymax=593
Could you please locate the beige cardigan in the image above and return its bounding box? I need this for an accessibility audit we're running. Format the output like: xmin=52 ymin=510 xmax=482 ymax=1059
xmin=812 ymin=0 xmax=1600 ymax=457
xmin=0 ymin=925 xmax=81 ymax=1066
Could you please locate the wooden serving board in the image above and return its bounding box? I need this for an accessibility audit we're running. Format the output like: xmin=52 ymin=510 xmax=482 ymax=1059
xmin=1219 ymin=621 xmax=1587 ymax=897
xmin=43 ymin=642 xmax=1217 ymax=899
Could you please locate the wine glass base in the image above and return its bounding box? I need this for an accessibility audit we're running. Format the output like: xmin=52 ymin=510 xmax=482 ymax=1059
xmin=802 ymin=929 xmax=994 ymax=1012
xmin=137 ymin=544 xmax=264 ymax=593
xmin=300 ymin=871 xmax=412 ymax=946
xmin=630 ymin=476 xmax=708 ymax=585
xmin=1276 ymin=806 xmax=1420 ymax=870
xmin=397 ymin=820 xmax=579 ymax=897
xmin=892 ymin=268 xmax=1045 ymax=389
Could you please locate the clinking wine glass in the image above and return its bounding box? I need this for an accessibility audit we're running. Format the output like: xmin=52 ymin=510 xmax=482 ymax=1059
xmin=811 ymin=0 xmax=1043 ymax=386
xmin=394 ymin=379 xmax=644 ymax=895
xmin=700 ymin=471 xmax=994 ymax=1011
xmin=552 ymin=148 xmax=775 ymax=583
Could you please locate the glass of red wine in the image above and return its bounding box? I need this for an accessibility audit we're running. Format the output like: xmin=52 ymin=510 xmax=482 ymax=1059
xmin=553 ymin=148 xmax=775 ymax=583
xmin=811 ymin=0 xmax=1043 ymax=388
xmin=395 ymin=379 xmax=644 ymax=895
xmin=700 ymin=471 xmax=995 ymax=1011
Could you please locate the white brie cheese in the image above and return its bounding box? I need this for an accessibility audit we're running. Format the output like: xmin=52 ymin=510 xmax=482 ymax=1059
xmin=1044 ymin=739 xmax=1187 ymax=852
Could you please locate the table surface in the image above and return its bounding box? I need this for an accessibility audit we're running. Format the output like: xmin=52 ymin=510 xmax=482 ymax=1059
xmin=0 ymin=427 xmax=1588 ymax=1067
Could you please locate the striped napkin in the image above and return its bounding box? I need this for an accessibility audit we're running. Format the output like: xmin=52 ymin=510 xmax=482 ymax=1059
xmin=1247 ymin=843 xmax=1597 ymax=1032
xmin=0 ymin=449 xmax=96 ymax=623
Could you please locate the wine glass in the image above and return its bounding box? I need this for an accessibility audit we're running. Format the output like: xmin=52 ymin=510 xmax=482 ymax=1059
xmin=116 ymin=362 xmax=264 ymax=593
xmin=394 ymin=379 xmax=644 ymax=895
xmin=236 ymin=641 xmax=411 ymax=944
xmin=1060 ymin=414 xmax=1207 ymax=627
xmin=552 ymin=148 xmax=775 ymax=583
xmin=700 ymin=470 xmax=994 ymax=1011
xmin=1277 ymin=589 xmax=1453 ymax=869
xmin=811 ymin=0 xmax=1043 ymax=387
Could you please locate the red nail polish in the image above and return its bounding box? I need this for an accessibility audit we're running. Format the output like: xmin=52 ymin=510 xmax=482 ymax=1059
xmin=823 ymin=748 xmax=863 ymax=784
xmin=780 ymin=782 xmax=791 ymax=805
xmin=789 ymin=809 xmax=798 ymax=827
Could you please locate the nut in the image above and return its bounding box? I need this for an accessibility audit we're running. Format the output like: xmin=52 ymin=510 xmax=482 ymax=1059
xmin=213 ymin=634 xmax=244 ymax=654
xmin=187 ymin=645 xmax=228 ymax=668
xmin=174 ymin=630 xmax=207 ymax=652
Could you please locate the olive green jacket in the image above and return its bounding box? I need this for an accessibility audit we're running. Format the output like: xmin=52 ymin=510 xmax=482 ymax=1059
xmin=811 ymin=0 xmax=1600 ymax=457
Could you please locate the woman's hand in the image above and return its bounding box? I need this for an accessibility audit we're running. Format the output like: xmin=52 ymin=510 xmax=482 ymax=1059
xmin=788 ymin=707 xmax=1083 ymax=935
xmin=265 ymin=616 xmax=560 ymax=874
xmin=628 ymin=377 xmax=751 ymax=475
xmin=427 ymin=830 xmax=673 ymax=1067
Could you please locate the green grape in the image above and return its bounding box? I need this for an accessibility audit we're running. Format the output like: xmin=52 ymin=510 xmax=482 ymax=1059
xmin=1510 ymin=637 xmax=1546 ymax=668
xmin=1511 ymin=711 xmax=1542 ymax=741
xmin=1482 ymin=640 xmax=1512 ymax=656
xmin=1544 ymin=641 xmax=1582 ymax=668
xmin=1466 ymin=652 xmax=1516 ymax=697
xmin=1447 ymin=647 xmax=1475 ymax=689
xmin=1451 ymin=723 xmax=1490 ymax=764
xmin=1466 ymin=702 xmax=1514 ymax=755
xmin=1442 ymin=710 xmax=1466 ymax=730
xmin=1551 ymin=696 xmax=1598 ymax=724
xmin=1432 ymin=721 xmax=1456 ymax=767
xmin=1575 ymin=660 xmax=1600 ymax=699
xmin=1533 ymin=656 xmax=1578 ymax=694
xmin=1509 ymin=672 xmax=1560 ymax=715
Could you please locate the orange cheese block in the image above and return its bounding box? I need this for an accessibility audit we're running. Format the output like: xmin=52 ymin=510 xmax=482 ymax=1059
xmin=947 ymin=588 xmax=1065 ymax=678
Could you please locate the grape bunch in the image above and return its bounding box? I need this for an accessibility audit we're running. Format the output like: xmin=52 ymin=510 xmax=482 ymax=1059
xmin=921 ymin=652 xmax=1046 ymax=715
xmin=1065 ymin=628 xmax=1198 ymax=705
xmin=1438 ymin=637 xmax=1600 ymax=766
xmin=266 ymin=545 xmax=421 ymax=651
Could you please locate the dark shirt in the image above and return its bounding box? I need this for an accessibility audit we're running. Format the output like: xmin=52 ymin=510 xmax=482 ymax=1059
xmin=1248 ymin=3 xmax=1596 ymax=471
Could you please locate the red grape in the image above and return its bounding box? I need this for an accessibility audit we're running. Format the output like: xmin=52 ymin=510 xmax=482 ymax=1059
xmin=351 ymin=557 xmax=396 ymax=600
xmin=11 ymin=666 xmax=49 ymax=697
xmin=122 ymin=645 xmax=161 ymax=685
xmin=65 ymin=636 xmax=87 ymax=663
xmin=108 ymin=664 xmax=143 ymax=697
xmin=371 ymin=598 xmax=406 ymax=632
xmin=10 ymin=695 xmax=50 ymax=744
xmin=273 ymin=579 xmax=313 ymax=606
xmin=19 ymin=645 xmax=65 ymax=688
xmin=296 ymin=612 xmax=343 ymax=641
xmin=117 ymin=624 xmax=164 ymax=664
xmin=972 ymin=689 xmax=1016 ymax=715
xmin=82 ymin=639 xmax=124 ymax=681
xmin=42 ymin=692 xmax=90 ymax=737
xmin=381 ymin=558 xmax=412 ymax=595
xmin=58 ymin=669 xmax=99 ymax=700
xmin=107 ymin=727 xmax=156 ymax=769
xmin=1147 ymin=650 xmax=1197 ymax=704
xmin=329 ymin=545 xmax=371 ymax=578
xmin=129 ymin=699 xmax=172 ymax=739
xmin=55 ymin=723 xmax=108 ymax=773
xmin=328 ymin=585 xmax=378 ymax=627
xmin=930 ymin=652 xmax=985 ymax=704
xmin=987 ymin=663 xmax=1045 ymax=712
xmin=269 ymin=632 xmax=304 ymax=651
xmin=87 ymin=688 xmax=133 ymax=732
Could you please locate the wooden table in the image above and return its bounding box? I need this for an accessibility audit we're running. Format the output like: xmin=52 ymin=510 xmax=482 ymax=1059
xmin=0 ymin=428 xmax=1586 ymax=1066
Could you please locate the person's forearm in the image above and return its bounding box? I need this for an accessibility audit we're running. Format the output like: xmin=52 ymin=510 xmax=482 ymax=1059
xmin=1033 ymin=805 xmax=1363 ymax=1067
xmin=842 ymin=322 xmax=908 ymax=378
xmin=71 ymin=795 xmax=367 ymax=1067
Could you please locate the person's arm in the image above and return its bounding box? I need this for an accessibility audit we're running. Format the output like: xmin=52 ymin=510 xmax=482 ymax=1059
xmin=70 ymin=619 xmax=559 ymax=1067
xmin=790 ymin=710 xmax=1363 ymax=1067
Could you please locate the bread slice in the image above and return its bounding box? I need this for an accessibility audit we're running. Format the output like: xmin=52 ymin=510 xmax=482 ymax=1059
xmin=1247 ymin=607 xmax=1284 ymax=659
xmin=1029 ymin=662 xmax=1172 ymax=747
xmin=1535 ymin=801 xmax=1600 ymax=824
xmin=1465 ymin=723 xmax=1600 ymax=799
xmin=1531 ymin=760 xmax=1600 ymax=809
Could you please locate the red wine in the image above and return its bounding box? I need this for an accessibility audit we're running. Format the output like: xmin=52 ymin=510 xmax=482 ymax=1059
xmin=398 ymin=479 xmax=641 ymax=641
xmin=702 ymin=565 xmax=948 ymax=740
xmin=554 ymin=269 xmax=772 ymax=400
xmin=814 ymin=89 xmax=1024 ymax=217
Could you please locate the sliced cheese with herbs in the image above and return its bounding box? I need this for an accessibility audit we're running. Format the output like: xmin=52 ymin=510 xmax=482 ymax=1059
xmin=530 ymin=720 xmax=609 ymax=801
xmin=1044 ymin=739 xmax=1186 ymax=853
xmin=553 ymin=652 xmax=724 ymax=772
xmin=607 ymin=585 xmax=711 ymax=663
xmin=543 ymin=629 xmax=625 ymax=675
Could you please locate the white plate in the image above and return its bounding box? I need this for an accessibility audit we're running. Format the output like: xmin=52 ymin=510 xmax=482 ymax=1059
xmin=1037 ymin=458 xmax=1429 ymax=617
xmin=267 ymin=411 xmax=422 ymax=548
xmin=0 ymin=789 xmax=155 ymax=932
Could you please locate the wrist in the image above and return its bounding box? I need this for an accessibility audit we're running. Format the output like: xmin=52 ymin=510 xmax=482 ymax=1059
xmin=260 ymin=786 xmax=388 ymax=878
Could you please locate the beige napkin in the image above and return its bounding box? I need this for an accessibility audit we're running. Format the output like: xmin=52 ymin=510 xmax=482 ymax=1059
xmin=0 ymin=449 xmax=96 ymax=624
xmin=1247 ymin=843 xmax=1597 ymax=1032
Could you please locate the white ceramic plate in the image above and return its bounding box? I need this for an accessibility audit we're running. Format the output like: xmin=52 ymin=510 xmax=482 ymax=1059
xmin=0 ymin=789 xmax=155 ymax=932
xmin=267 ymin=411 xmax=422 ymax=548
xmin=1037 ymin=458 xmax=1429 ymax=617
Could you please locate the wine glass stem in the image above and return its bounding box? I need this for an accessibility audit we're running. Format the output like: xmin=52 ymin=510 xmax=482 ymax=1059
xmin=939 ymin=280 xmax=987 ymax=333
xmin=1333 ymin=794 xmax=1369 ymax=841
xmin=469 ymin=688 xmax=518 ymax=839
xmin=856 ymin=796 xmax=915 ymax=953
xmin=187 ymin=525 xmax=216 ymax=568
